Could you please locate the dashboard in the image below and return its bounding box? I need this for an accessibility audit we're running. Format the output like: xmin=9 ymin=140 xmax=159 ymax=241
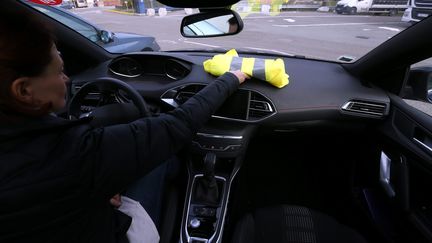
xmin=70 ymin=51 xmax=391 ymax=127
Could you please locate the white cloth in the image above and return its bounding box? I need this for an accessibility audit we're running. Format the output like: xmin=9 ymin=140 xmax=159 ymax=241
xmin=117 ymin=196 xmax=160 ymax=243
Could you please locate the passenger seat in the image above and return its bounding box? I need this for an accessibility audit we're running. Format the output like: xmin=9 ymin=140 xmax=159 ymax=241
xmin=232 ymin=205 xmax=367 ymax=243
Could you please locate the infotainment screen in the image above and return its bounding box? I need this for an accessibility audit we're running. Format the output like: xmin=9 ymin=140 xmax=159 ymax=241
xmin=214 ymin=89 xmax=249 ymax=120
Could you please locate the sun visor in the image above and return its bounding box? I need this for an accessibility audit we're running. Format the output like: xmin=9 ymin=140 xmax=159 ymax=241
xmin=156 ymin=0 xmax=240 ymax=8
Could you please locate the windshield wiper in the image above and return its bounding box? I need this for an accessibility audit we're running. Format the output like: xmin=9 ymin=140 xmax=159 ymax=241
xmin=167 ymin=48 xmax=303 ymax=59
xmin=236 ymin=47 xmax=296 ymax=58
xmin=166 ymin=48 xmax=232 ymax=53
xmin=166 ymin=48 xmax=344 ymax=63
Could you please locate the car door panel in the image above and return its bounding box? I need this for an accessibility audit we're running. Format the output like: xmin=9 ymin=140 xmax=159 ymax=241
xmin=373 ymin=93 xmax=432 ymax=241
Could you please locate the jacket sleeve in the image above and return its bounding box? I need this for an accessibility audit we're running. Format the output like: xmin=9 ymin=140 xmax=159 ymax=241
xmin=79 ymin=72 xmax=239 ymax=199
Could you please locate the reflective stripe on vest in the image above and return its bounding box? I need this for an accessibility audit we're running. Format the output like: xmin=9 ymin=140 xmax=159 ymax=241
xmin=229 ymin=57 xmax=267 ymax=80
xmin=230 ymin=57 xmax=243 ymax=70
xmin=252 ymin=58 xmax=266 ymax=81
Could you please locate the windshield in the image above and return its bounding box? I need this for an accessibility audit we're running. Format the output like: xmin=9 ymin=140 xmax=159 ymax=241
xmin=26 ymin=0 xmax=428 ymax=62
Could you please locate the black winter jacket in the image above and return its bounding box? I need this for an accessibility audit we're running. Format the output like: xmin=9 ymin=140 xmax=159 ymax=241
xmin=0 ymin=72 xmax=239 ymax=243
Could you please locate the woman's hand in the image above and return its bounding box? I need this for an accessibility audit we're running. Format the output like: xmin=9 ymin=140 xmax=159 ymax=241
xmin=230 ymin=70 xmax=250 ymax=84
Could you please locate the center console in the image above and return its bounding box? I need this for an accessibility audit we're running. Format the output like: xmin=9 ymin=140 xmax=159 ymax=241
xmin=180 ymin=122 xmax=255 ymax=243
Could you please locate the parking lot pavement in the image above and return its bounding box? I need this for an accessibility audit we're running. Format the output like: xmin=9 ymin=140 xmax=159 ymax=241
xmin=72 ymin=8 xmax=411 ymax=62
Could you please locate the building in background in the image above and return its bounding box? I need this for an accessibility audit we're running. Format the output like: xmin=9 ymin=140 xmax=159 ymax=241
xmin=102 ymin=0 xmax=120 ymax=6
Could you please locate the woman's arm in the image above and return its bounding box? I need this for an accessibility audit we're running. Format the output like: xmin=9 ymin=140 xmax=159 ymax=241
xmin=80 ymin=72 xmax=242 ymax=199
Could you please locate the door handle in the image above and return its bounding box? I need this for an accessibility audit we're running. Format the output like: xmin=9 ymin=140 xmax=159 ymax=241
xmin=413 ymin=137 xmax=432 ymax=153
xmin=380 ymin=152 xmax=395 ymax=198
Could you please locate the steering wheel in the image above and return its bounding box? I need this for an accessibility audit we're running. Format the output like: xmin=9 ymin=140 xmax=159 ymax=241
xmin=68 ymin=77 xmax=150 ymax=126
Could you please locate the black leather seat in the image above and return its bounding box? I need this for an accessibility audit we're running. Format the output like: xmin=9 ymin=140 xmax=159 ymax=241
xmin=232 ymin=205 xmax=367 ymax=243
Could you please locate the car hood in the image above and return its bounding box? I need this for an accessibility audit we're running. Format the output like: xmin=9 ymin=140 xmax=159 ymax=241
xmin=103 ymin=32 xmax=160 ymax=53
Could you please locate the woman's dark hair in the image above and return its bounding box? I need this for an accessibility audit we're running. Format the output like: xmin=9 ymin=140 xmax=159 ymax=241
xmin=0 ymin=7 xmax=55 ymax=114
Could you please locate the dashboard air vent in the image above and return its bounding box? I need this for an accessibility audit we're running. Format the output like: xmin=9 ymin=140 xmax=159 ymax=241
xmin=341 ymin=100 xmax=387 ymax=117
xmin=173 ymin=85 xmax=204 ymax=104
xmin=248 ymin=92 xmax=275 ymax=120
xmin=165 ymin=59 xmax=191 ymax=80
xmin=161 ymin=85 xmax=275 ymax=122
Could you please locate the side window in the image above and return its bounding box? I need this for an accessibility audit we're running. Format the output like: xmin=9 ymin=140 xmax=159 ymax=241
xmin=402 ymin=57 xmax=432 ymax=117
xmin=28 ymin=4 xmax=100 ymax=43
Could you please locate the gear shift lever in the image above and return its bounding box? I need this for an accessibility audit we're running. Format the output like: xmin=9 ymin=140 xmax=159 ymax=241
xmin=204 ymin=152 xmax=216 ymax=183
xmin=194 ymin=152 xmax=220 ymax=205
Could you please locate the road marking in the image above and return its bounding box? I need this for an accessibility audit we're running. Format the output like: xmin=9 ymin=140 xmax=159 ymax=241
xmin=74 ymin=10 xmax=103 ymax=15
xmin=96 ymin=21 xmax=123 ymax=24
xmin=284 ymin=18 xmax=296 ymax=22
xmin=159 ymin=40 xmax=178 ymax=44
xmin=155 ymin=15 xmax=183 ymax=18
xmin=183 ymin=41 xmax=220 ymax=48
xmin=273 ymin=22 xmax=401 ymax=27
xmin=164 ymin=14 xmax=187 ymax=17
xmin=245 ymin=47 xmax=294 ymax=56
xmin=363 ymin=28 xmax=371 ymax=31
xmin=378 ymin=26 xmax=400 ymax=32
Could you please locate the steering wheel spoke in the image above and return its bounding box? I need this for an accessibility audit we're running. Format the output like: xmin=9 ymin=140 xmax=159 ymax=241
xmin=68 ymin=77 xmax=150 ymax=125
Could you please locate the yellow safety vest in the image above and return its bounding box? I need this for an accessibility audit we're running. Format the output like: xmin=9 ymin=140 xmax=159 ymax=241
xmin=203 ymin=49 xmax=289 ymax=88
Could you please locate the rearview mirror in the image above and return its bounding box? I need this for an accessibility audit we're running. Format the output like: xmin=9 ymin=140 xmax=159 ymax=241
xmin=180 ymin=9 xmax=243 ymax=38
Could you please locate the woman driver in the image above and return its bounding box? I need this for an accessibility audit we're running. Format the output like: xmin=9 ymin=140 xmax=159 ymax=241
xmin=0 ymin=7 xmax=248 ymax=243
